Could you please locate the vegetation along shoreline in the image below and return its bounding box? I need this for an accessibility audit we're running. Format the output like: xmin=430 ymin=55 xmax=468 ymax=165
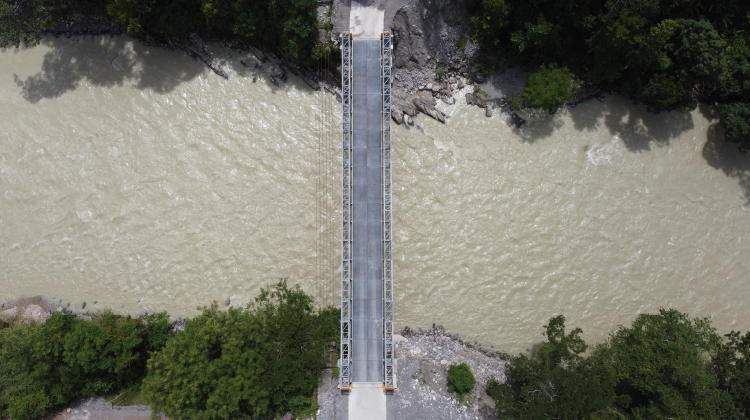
xmin=2 ymin=0 xmax=747 ymax=149
xmin=5 ymin=288 xmax=750 ymax=419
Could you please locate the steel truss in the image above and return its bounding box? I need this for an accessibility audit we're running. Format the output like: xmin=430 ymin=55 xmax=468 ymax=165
xmin=381 ymin=31 xmax=395 ymax=391
xmin=340 ymin=32 xmax=353 ymax=390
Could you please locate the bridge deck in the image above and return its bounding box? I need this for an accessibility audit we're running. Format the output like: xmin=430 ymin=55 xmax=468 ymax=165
xmin=351 ymin=39 xmax=384 ymax=383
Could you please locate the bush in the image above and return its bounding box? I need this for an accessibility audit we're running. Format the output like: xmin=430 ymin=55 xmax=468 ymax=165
xmin=513 ymin=64 xmax=577 ymax=111
xmin=447 ymin=363 xmax=475 ymax=397
xmin=0 ymin=311 xmax=170 ymax=420
xmin=141 ymin=280 xmax=335 ymax=419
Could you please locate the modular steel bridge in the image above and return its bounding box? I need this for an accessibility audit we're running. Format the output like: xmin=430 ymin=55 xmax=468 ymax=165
xmin=339 ymin=31 xmax=394 ymax=391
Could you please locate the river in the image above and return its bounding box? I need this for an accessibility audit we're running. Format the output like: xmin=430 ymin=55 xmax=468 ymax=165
xmin=1 ymin=36 xmax=749 ymax=353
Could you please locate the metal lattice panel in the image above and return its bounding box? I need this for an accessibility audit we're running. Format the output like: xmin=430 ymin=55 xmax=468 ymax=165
xmin=340 ymin=32 xmax=353 ymax=390
xmin=381 ymin=31 xmax=395 ymax=390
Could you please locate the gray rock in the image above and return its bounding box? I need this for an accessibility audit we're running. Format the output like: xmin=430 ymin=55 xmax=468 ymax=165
xmin=509 ymin=112 xmax=526 ymax=128
xmin=485 ymin=104 xmax=493 ymax=117
xmin=465 ymin=93 xmax=486 ymax=108
xmin=412 ymin=91 xmax=445 ymax=123
xmin=392 ymin=108 xmax=405 ymax=124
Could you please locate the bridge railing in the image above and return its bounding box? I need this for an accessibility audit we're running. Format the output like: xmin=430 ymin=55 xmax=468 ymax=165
xmin=340 ymin=32 xmax=353 ymax=390
xmin=381 ymin=31 xmax=394 ymax=391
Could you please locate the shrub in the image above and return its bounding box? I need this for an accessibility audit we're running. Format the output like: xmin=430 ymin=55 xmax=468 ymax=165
xmin=513 ymin=64 xmax=577 ymax=111
xmin=447 ymin=363 xmax=475 ymax=397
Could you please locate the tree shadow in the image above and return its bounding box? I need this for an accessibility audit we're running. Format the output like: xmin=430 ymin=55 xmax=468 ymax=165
xmin=568 ymin=96 xmax=695 ymax=152
xmin=13 ymin=35 xmax=206 ymax=103
xmin=511 ymin=109 xmax=565 ymax=143
xmin=697 ymin=102 xmax=721 ymax=122
xmin=702 ymin=122 xmax=750 ymax=204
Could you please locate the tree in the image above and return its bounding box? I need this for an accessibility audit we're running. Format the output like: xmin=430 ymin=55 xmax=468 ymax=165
xmin=488 ymin=315 xmax=618 ymax=420
xmin=141 ymin=280 xmax=337 ymax=419
xmin=106 ymin=0 xmax=154 ymax=36
xmin=488 ymin=310 xmax=738 ymax=419
xmin=586 ymin=10 xmax=649 ymax=84
xmin=0 ymin=312 xmax=169 ymax=420
xmin=713 ymin=330 xmax=750 ymax=417
xmin=513 ymin=64 xmax=577 ymax=111
xmin=604 ymin=309 xmax=734 ymax=419
xmin=0 ymin=0 xmax=53 ymax=48
xmin=667 ymin=19 xmax=726 ymax=86
xmin=717 ymin=32 xmax=750 ymax=102
xmin=720 ymin=102 xmax=750 ymax=152
xmin=636 ymin=73 xmax=696 ymax=112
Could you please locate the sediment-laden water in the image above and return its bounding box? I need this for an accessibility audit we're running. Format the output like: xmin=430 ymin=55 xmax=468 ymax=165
xmin=2 ymin=37 xmax=749 ymax=353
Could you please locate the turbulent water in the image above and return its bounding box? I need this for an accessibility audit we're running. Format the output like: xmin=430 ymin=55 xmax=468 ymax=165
xmin=2 ymin=37 xmax=750 ymax=353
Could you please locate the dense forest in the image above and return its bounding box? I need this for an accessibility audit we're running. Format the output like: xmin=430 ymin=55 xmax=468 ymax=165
xmin=0 ymin=281 xmax=339 ymax=420
xmin=0 ymin=0 xmax=322 ymax=64
xmin=467 ymin=0 xmax=750 ymax=150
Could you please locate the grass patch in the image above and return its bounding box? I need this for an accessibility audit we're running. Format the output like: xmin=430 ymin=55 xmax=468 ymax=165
xmin=436 ymin=64 xmax=448 ymax=82
xmin=457 ymin=33 xmax=467 ymax=51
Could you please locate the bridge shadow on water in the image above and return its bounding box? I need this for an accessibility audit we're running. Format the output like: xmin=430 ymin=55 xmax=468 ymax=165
xmin=12 ymin=35 xmax=206 ymax=103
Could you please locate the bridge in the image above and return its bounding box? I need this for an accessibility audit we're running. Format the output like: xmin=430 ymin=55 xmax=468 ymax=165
xmin=339 ymin=29 xmax=394 ymax=392
xmin=336 ymin=16 xmax=396 ymax=420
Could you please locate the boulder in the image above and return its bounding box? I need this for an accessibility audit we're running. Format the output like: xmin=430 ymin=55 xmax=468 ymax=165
xmin=465 ymin=93 xmax=486 ymax=108
xmin=392 ymin=108 xmax=404 ymax=124
xmin=508 ymin=111 xmax=526 ymax=128
xmin=414 ymin=90 xmax=436 ymax=106
xmin=485 ymin=104 xmax=493 ymax=117
xmin=412 ymin=91 xmax=445 ymax=123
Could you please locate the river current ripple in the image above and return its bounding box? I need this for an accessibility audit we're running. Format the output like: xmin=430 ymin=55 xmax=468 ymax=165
xmin=2 ymin=37 xmax=750 ymax=353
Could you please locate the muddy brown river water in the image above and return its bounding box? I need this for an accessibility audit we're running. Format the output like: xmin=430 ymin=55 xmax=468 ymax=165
xmin=2 ymin=37 xmax=750 ymax=353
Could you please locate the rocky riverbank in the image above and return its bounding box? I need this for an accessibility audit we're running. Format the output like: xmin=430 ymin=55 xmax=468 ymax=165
xmin=36 ymin=0 xmax=615 ymax=132
xmin=0 ymin=296 xmax=186 ymax=335
xmin=315 ymin=323 xmax=508 ymax=420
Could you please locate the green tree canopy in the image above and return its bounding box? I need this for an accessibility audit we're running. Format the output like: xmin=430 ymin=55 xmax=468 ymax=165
xmin=0 ymin=0 xmax=52 ymax=48
xmin=488 ymin=315 xmax=618 ymax=420
xmin=141 ymin=280 xmax=338 ymax=419
xmin=489 ymin=310 xmax=738 ymax=420
xmin=720 ymin=103 xmax=750 ymax=152
xmin=0 ymin=311 xmax=170 ymax=420
xmin=513 ymin=64 xmax=577 ymax=111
